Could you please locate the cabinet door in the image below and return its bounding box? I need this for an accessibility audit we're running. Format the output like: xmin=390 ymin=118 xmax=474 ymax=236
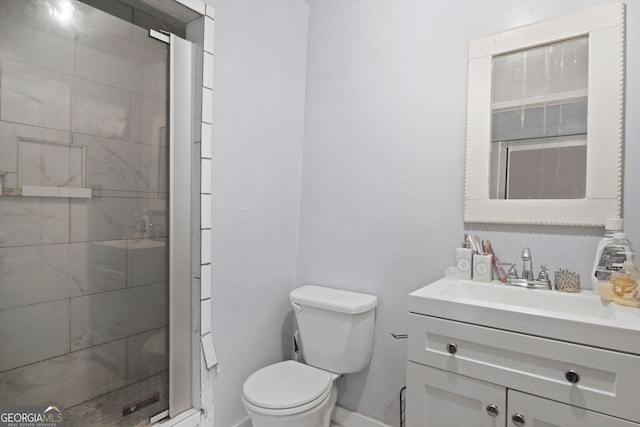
xmin=406 ymin=362 xmax=506 ymax=427
xmin=507 ymin=390 xmax=639 ymax=427
xmin=408 ymin=314 xmax=640 ymax=423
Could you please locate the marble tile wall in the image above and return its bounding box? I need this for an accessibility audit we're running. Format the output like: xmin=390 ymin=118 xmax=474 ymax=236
xmin=18 ymin=138 xmax=84 ymax=188
xmin=69 ymin=197 xmax=168 ymax=242
xmin=1 ymin=59 xmax=73 ymax=131
xmin=0 ymin=198 xmax=70 ymax=246
xmin=0 ymin=121 xmax=72 ymax=180
xmin=0 ymin=3 xmax=168 ymax=196
xmin=0 ymin=300 xmax=70 ymax=372
xmin=0 ymin=18 xmax=75 ymax=75
xmin=0 ymin=340 xmax=127 ymax=408
xmin=127 ymin=328 xmax=169 ymax=384
xmin=69 ymin=281 xmax=168 ymax=351
xmin=0 ymin=238 xmax=170 ymax=374
xmin=0 ymin=241 xmax=126 ymax=311
xmin=0 ymin=0 xmax=170 ymax=412
xmin=75 ymin=133 xmax=162 ymax=193
xmin=70 ymin=78 xmax=131 ymax=140
xmin=70 ymin=289 xmax=130 ymax=351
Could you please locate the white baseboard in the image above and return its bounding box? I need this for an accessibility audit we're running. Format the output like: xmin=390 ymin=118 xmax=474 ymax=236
xmin=230 ymin=416 xmax=251 ymax=427
xmin=234 ymin=405 xmax=390 ymax=427
xmin=331 ymin=406 xmax=393 ymax=427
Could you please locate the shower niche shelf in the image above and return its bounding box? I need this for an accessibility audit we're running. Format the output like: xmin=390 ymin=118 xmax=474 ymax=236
xmin=0 ymin=137 xmax=92 ymax=198
xmin=0 ymin=185 xmax=92 ymax=199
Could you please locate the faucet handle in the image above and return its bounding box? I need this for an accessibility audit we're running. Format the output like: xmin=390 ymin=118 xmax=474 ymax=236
xmin=497 ymin=262 xmax=519 ymax=280
xmin=507 ymin=263 xmax=519 ymax=280
xmin=537 ymin=265 xmax=550 ymax=281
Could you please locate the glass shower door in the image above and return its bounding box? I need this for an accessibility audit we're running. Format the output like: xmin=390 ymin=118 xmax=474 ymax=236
xmin=0 ymin=0 xmax=171 ymax=424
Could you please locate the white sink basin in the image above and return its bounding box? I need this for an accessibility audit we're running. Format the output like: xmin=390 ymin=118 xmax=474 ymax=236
xmin=409 ymin=277 xmax=640 ymax=355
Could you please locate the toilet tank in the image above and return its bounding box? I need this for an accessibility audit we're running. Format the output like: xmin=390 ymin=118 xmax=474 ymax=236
xmin=290 ymin=285 xmax=377 ymax=374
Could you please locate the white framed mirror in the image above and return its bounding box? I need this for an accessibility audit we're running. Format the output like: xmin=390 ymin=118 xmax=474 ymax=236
xmin=464 ymin=1 xmax=625 ymax=226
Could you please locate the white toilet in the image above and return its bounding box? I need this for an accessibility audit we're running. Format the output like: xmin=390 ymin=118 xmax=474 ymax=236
xmin=241 ymin=285 xmax=378 ymax=427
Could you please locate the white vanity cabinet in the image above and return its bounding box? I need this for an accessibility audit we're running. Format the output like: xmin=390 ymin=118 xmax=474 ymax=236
xmin=407 ymin=362 xmax=637 ymax=427
xmin=508 ymin=390 xmax=637 ymax=427
xmin=406 ymin=362 xmax=506 ymax=426
xmin=406 ymin=312 xmax=640 ymax=426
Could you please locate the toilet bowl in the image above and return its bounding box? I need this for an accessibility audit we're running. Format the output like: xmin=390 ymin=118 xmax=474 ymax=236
xmin=142 ymin=329 xmax=167 ymax=375
xmin=241 ymin=361 xmax=338 ymax=427
xmin=241 ymin=286 xmax=377 ymax=427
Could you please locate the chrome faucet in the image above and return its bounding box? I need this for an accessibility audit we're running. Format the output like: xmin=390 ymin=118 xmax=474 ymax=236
xmin=500 ymin=248 xmax=551 ymax=289
xmin=521 ymin=247 xmax=534 ymax=281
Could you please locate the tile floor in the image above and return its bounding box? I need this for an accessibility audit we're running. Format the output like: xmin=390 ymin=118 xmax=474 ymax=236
xmin=64 ymin=371 xmax=168 ymax=427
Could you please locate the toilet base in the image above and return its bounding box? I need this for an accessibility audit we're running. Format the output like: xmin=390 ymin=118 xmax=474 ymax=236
xmin=242 ymin=384 xmax=337 ymax=427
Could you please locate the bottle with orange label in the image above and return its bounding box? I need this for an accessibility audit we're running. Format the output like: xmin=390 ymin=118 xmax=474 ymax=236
xmin=611 ymin=254 xmax=640 ymax=308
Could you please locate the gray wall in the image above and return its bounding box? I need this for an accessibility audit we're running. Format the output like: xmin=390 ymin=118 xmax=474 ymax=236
xmin=202 ymin=0 xmax=640 ymax=425
xmin=299 ymin=0 xmax=640 ymax=424
xmin=206 ymin=0 xmax=309 ymax=425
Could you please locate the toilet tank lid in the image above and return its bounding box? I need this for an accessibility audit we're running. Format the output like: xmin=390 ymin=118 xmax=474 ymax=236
xmin=290 ymin=285 xmax=378 ymax=314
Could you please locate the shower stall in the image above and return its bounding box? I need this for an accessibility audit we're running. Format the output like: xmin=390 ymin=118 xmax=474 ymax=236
xmin=0 ymin=0 xmax=204 ymax=424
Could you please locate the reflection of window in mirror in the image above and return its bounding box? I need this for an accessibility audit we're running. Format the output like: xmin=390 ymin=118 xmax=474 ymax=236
xmin=464 ymin=1 xmax=624 ymax=226
xmin=490 ymin=37 xmax=588 ymax=200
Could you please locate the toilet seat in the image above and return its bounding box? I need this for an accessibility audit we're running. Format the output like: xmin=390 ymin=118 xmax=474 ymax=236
xmin=242 ymin=360 xmax=333 ymax=416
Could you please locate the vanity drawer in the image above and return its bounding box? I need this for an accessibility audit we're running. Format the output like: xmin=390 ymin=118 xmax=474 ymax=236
xmin=408 ymin=314 xmax=640 ymax=424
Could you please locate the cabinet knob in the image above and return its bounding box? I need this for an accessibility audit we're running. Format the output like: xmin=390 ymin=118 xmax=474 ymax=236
xmin=511 ymin=413 xmax=526 ymax=426
xmin=486 ymin=404 xmax=499 ymax=417
xmin=446 ymin=342 xmax=458 ymax=354
xmin=565 ymin=370 xmax=580 ymax=384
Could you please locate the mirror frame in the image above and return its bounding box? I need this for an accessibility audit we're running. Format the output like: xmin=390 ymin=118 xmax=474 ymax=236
xmin=464 ymin=1 xmax=625 ymax=226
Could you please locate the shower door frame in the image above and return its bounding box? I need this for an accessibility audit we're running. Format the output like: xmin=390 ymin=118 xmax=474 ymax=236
xmin=168 ymin=31 xmax=195 ymax=419
xmin=142 ymin=0 xmax=212 ymax=424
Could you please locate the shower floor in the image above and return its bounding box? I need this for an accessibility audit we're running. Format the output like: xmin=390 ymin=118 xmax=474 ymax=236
xmin=65 ymin=372 xmax=169 ymax=427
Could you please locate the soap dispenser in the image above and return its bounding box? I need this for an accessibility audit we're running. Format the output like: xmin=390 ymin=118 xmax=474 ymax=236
xmin=612 ymin=255 xmax=640 ymax=308
xmin=592 ymin=219 xmax=630 ymax=301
